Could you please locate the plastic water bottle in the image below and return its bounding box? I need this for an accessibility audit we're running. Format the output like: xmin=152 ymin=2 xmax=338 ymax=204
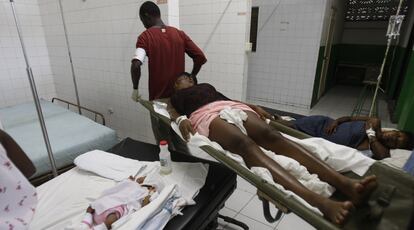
xmin=159 ymin=140 xmax=172 ymax=174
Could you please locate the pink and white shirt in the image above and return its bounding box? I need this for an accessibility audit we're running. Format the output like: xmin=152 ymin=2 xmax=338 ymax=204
xmin=0 ymin=143 xmax=37 ymax=229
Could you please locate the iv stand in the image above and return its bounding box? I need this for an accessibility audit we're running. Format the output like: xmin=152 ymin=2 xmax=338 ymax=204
xmin=58 ymin=0 xmax=82 ymax=115
xmin=368 ymin=0 xmax=405 ymax=117
xmin=9 ymin=0 xmax=58 ymax=177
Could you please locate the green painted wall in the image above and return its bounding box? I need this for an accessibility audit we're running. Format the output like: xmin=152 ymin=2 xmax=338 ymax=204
xmin=385 ymin=46 xmax=407 ymax=99
xmin=313 ymin=44 xmax=409 ymax=98
xmin=396 ymin=50 xmax=414 ymax=132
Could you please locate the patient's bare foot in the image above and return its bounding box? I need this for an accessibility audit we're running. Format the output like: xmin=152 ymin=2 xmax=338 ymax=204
xmin=346 ymin=175 xmax=378 ymax=206
xmin=320 ymin=199 xmax=353 ymax=225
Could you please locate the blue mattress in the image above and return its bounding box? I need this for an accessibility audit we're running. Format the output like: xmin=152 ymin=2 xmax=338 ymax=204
xmin=0 ymin=100 xmax=118 ymax=177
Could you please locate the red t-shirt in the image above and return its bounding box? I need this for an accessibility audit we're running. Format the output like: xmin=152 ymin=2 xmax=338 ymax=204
xmin=136 ymin=26 xmax=207 ymax=100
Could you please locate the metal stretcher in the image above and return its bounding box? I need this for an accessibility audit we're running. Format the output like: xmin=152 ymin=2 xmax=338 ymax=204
xmin=139 ymin=100 xmax=414 ymax=230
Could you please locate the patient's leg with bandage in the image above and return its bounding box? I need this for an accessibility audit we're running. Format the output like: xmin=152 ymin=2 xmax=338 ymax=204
xmin=241 ymin=111 xmax=377 ymax=207
xmin=209 ymin=117 xmax=353 ymax=225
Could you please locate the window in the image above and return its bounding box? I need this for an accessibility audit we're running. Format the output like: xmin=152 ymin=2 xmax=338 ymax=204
xmin=250 ymin=7 xmax=259 ymax=52
xmin=345 ymin=0 xmax=409 ymax=21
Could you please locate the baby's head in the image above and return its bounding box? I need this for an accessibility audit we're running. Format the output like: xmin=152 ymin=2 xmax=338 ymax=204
xmin=174 ymin=72 xmax=195 ymax=91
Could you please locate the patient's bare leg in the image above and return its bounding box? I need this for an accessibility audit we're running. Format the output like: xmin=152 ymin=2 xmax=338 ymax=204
xmin=242 ymin=111 xmax=377 ymax=206
xmin=209 ymin=117 xmax=353 ymax=225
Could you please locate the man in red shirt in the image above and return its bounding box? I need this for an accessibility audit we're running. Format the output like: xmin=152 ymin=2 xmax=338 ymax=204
xmin=131 ymin=1 xmax=207 ymax=153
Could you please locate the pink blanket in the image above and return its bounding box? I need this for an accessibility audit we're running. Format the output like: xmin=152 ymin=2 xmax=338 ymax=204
xmin=189 ymin=100 xmax=256 ymax=137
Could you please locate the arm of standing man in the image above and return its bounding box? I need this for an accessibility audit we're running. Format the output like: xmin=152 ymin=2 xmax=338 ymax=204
xmin=131 ymin=33 xmax=148 ymax=102
xmin=180 ymin=31 xmax=207 ymax=82
xmin=131 ymin=59 xmax=142 ymax=101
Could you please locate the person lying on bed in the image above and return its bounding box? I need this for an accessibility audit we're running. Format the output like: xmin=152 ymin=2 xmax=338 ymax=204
xmin=80 ymin=175 xmax=164 ymax=230
xmin=274 ymin=115 xmax=413 ymax=160
xmin=168 ymin=72 xmax=378 ymax=225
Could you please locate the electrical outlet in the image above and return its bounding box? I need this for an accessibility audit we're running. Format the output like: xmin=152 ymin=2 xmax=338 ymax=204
xmin=245 ymin=42 xmax=253 ymax=52
xmin=108 ymin=108 xmax=114 ymax=115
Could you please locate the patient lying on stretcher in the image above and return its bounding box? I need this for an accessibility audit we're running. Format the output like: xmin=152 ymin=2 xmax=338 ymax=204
xmin=274 ymin=114 xmax=413 ymax=160
xmin=80 ymin=175 xmax=163 ymax=229
xmin=168 ymin=73 xmax=378 ymax=225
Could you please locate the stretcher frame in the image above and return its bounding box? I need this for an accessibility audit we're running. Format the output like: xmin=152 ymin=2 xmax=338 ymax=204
xmin=139 ymin=100 xmax=414 ymax=230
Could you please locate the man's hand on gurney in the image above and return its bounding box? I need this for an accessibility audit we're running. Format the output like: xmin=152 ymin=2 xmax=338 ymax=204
xmin=179 ymin=119 xmax=195 ymax=141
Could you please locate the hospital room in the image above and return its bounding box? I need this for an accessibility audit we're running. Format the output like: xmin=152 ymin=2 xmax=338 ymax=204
xmin=1 ymin=0 xmax=414 ymax=229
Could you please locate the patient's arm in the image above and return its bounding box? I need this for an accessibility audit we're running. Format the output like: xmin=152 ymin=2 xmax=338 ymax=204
xmin=364 ymin=120 xmax=389 ymax=160
xmin=0 ymin=129 xmax=36 ymax=178
xmin=166 ymin=99 xmax=194 ymax=141
xmin=246 ymin=104 xmax=273 ymax=120
xmin=166 ymin=99 xmax=181 ymax=122
xmin=369 ymin=137 xmax=390 ymax=160
xmin=325 ymin=116 xmax=381 ymax=135
xmin=335 ymin=116 xmax=372 ymax=123
xmin=228 ymin=99 xmax=273 ymax=121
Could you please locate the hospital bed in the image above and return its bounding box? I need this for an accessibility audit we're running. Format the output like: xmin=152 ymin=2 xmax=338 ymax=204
xmin=0 ymin=98 xmax=118 ymax=182
xmin=139 ymin=99 xmax=414 ymax=230
xmin=31 ymin=138 xmax=239 ymax=229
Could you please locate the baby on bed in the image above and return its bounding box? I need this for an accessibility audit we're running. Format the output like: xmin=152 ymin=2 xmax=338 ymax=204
xmin=80 ymin=174 xmax=164 ymax=230
xmin=167 ymin=72 xmax=378 ymax=225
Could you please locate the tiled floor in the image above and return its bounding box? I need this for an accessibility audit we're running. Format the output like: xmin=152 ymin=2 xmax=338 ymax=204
xmin=217 ymin=176 xmax=316 ymax=230
xmin=309 ymin=85 xmax=397 ymax=128
xmin=251 ymin=85 xmax=397 ymax=128
xmin=217 ymin=84 xmax=397 ymax=229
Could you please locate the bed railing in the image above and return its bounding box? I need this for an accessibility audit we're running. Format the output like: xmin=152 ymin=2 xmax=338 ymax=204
xmin=51 ymin=97 xmax=106 ymax=126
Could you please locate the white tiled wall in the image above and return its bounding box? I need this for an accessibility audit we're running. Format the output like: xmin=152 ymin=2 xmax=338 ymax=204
xmin=4 ymin=0 xmax=250 ymax=143
xmin=0 ymin=0 xmax=56 ymax=108
xmin=168 ymin=0 xmax=180 ymax=28
xmin=247 ymin=0 xmax=327 ymax=111
xmin=179 ymin=0 xmax=250 ymax=101
xmin=37 ymin=0 xmax=171 ymax=143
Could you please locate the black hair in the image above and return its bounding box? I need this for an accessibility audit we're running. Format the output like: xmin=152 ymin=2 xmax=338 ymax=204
xmin=179 ymin=72 xmax=197 ymax=84
xmin=140 ymin=1 xmax=161 ymax=18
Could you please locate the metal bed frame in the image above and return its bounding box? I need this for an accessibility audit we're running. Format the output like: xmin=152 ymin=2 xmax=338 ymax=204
xmin=30 ymin=98 xmax=110 ymax=186
xmin=52 ymin=98 xmax=106 ymax=126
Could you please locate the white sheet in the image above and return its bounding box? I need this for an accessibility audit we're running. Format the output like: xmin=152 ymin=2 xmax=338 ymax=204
xmin=31 ymin=152 xmax=209 ymax=229
xmin=280 ymin=134 xmax=375 ymax=176
xmin=381 ymin=149 xmax=413 ymax=169
xmin=30 ymin=169 xmax=178 ymax=230
xmin=30 ymin=168 xmax=118 ymax=229
xmin=74 ymin=150 xmax=208 ymax=205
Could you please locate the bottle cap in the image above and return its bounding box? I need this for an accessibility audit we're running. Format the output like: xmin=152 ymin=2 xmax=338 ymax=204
xmin=160 ymin=140 xmax=168 ymax=146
